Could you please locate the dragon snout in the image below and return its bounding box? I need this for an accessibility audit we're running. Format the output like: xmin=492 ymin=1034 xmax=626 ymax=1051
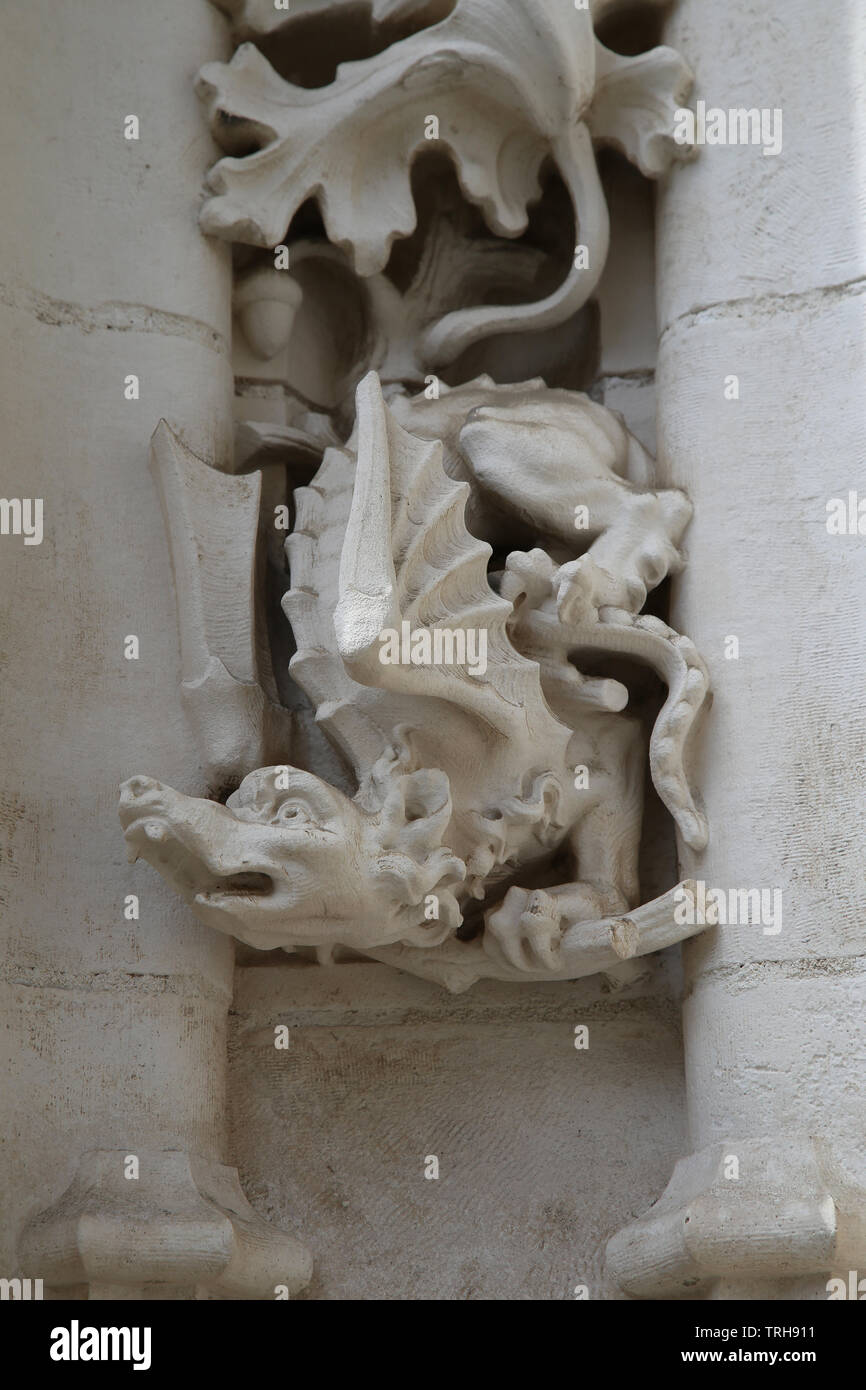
xmin=118 ymin=775 xmax=171 ymax=826
xmin=123 ymin=775 xmax=160 ymax=797
xmin=120 ymin=774 xmax=161 ymax=800
xmin=118 ymin=775 xmax=203 ymax=863
xmin=118 ymin=776 xmax=281 ymax=901
xmin=119 ymin=772 xmax=165 ymax=811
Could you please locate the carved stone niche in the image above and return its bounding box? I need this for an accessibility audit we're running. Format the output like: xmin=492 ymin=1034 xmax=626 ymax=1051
xmin=115 ymin=0 xmax=710 ymax=1294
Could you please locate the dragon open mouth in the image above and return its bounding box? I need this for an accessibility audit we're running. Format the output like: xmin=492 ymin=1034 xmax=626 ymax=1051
xmin=200 ymin=871 xmax=275 ymax=898
xmin=129 ymin=828 xmax=278 ymax=905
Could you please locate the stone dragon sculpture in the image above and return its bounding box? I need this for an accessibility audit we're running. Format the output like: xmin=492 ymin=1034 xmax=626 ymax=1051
xmin=118 ymin=0 xmax=712 ymax=991
xmin=120 ymin=370 xmax=710 ymax=991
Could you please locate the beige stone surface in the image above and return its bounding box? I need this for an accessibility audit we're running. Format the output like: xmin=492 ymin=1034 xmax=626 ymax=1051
xmin=228 ymin=960 xmax=687 ymax=1300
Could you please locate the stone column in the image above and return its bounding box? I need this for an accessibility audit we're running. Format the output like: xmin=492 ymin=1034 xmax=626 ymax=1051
xmin=608 ymin=0 xmax=866 ymax=1297
xmin=1 ymin=0 xmax=309 ymax=1297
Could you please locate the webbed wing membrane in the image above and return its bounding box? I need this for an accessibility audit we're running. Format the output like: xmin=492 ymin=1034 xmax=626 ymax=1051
xmin=333 ymin=374 xmax=564 ymax=748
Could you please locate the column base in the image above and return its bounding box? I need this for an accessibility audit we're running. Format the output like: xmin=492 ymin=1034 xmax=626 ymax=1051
xmin=606 ymin=1136 xmax=866 ymax=1299
xmin=18 ymin=1149 xmax=312 ymax=1300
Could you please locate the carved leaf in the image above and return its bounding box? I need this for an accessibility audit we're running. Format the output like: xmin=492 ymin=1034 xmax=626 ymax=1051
xmin=196 ymin=1 xmax=692 ymax=362
xmin=196 ymin=27 xmax=565 ymax=266
xmin=588 ymin=43 xmax=697 ymax=177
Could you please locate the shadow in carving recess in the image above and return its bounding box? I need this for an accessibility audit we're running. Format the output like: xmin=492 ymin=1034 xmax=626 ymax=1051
xmin=386 ymin=154 xmax=599 ymax=391
xmin=594 ymin=1 xmax=666 ymax=57
xmin=253 ymin=0 xmax=458 ymax=89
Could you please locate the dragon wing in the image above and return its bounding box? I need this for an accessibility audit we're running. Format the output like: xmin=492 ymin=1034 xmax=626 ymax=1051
xmin=332 ymin=373 xmax=567 ymax=753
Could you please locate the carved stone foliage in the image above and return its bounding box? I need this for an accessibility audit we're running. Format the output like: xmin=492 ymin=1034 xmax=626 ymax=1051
xmin=198 ymin=0 xmax=694 ymax=371
xmin=119 ymin=0 xmax=709 ymax=992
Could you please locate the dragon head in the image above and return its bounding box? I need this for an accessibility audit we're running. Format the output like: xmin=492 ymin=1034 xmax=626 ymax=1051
xmin=119 ymin=755 xmax=465 ymax=953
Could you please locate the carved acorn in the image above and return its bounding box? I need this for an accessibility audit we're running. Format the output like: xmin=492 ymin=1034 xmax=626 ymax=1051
xmin=234 ymin=265 xmax=302 ymax=360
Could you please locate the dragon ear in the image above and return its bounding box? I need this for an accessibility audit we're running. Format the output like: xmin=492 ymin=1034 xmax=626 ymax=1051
xmin=378 ymin=767 xmax=453 ymax=855
xmin=368 ymin=762 xmax=466 ymax=945
xmin=334 ymin=372 xmax=570 ymax=753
